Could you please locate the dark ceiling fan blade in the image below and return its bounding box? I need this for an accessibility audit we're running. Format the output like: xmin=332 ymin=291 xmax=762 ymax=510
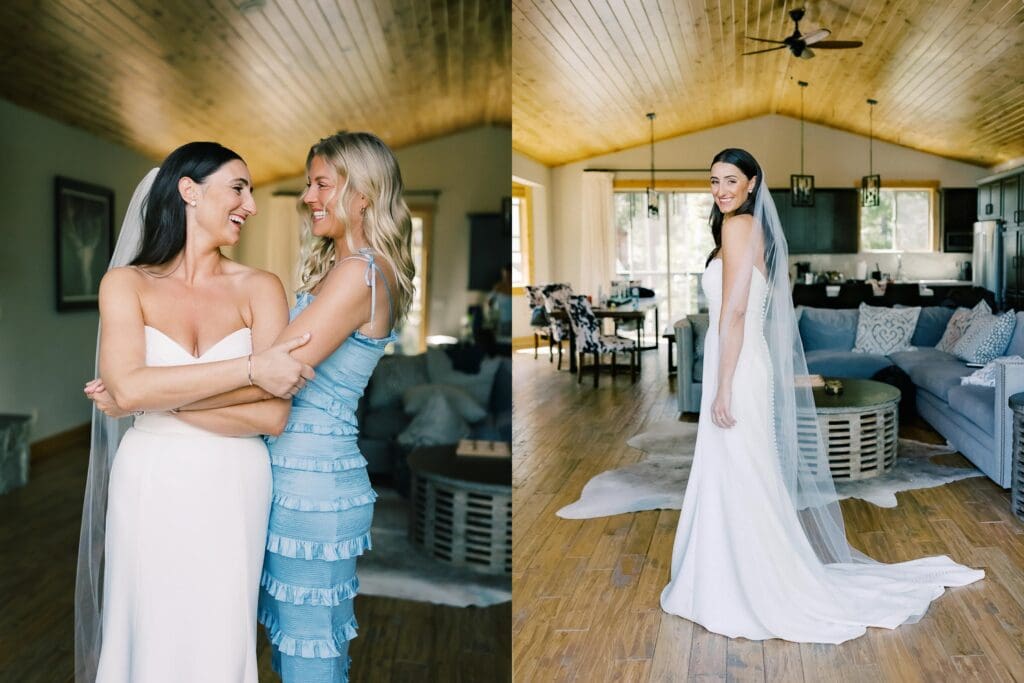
xmin=813 ymin=40 xmax=863 ymax=49
xmin=742 ymin=45 xmax=788 ymax=56
xmin=746 ymin=36 xmax=787 ymax=44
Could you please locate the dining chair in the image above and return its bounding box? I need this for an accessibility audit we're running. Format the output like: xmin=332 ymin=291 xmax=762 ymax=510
xmin=565 ymin=295 xmax=637 ymax=387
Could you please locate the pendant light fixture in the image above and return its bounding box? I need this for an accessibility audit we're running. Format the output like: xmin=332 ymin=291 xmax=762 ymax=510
xmin=861 ymin=98 xmax=880 ymax=207
xmin=790 ymin=81 xmax=814 ymax=207
xmin=646 ymin=112 xmax=658 ymax=217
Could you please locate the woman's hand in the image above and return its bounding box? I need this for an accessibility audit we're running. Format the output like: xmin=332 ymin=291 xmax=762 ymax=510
xmin=710 ymin=390 xmax=736 ymax=429
xmin=84 ymin=379 xmax=130 ymax=418
xmin=251 ymin=333 xmax=316 ymax=399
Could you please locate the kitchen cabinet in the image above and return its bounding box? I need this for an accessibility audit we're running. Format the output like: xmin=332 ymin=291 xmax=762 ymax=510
xmin=1003 ymin=174 xmax=1022 ymax=226
xmin=770 ymin=188 xmax=858 ymax=254
xmin=941 ymin=188 xmax=978 ymax=253
xmin=978 ymin=181 xmax=1002 ymax=220
xmin=1004 ymin=228 xmax=1022 ymax=310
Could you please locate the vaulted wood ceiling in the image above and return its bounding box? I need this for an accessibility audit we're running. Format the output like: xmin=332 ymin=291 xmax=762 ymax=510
xmin=513 ymin=0 xmax=1024 ymax=168
xmin=0 ymin=0 xmax=510 ymax=184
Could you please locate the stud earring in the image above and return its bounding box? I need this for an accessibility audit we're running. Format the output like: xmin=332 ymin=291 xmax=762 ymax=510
xmin=190 ymin=200 xmax=197 ymax=207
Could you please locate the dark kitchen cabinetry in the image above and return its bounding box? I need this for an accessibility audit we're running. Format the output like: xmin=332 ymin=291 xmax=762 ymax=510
xmin=1003 ymin=175 xmax=1022 ymax=226
xmin=941 ymin=188 xmax=978 ymax=253
xmin=978 ymin=181 xmax=1002 ymax=220
xmin=770 ymin=188 xmax=858 ymax=254
xmin=978 ymin=172 xmax=1024 ymax=224
xmin=1005 ymin=227 xmax=1024 ymax=310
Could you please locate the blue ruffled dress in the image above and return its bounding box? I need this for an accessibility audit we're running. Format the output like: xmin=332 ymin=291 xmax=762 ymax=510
xmin=258 ymin=251 xmax=396 ymax=682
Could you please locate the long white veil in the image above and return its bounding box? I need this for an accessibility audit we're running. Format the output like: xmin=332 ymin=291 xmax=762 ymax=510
xmin=74 ymin=168 xmax=159 ymax=682
xmin=752 ymin=171 xmax=869 ymax=566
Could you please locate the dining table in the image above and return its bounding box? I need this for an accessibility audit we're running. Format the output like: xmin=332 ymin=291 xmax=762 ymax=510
xmin=551 ymin=296 xmax=662 ymax=373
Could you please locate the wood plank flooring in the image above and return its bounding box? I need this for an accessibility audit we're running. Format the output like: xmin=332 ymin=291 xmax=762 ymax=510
xmin=0 ymin=432 xmax=509 ymax=682
xmin=513 ymin=347 xmax=1024 ymax=682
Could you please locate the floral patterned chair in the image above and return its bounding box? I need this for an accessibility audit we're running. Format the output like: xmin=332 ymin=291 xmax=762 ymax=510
xmin=524 ymin=285 xmax=553 ymax=360
xmin=540 ymin=283 xmax=573 ymax=370
xmin=565 ymin=295 xmax=637 ymax=387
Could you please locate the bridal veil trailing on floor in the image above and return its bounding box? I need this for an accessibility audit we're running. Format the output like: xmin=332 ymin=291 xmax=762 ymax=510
xmin=659 ymin=167 xmax=983 ymax=644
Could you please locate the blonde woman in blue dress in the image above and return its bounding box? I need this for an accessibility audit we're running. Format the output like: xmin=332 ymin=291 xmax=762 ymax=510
xmin=254 ymin=131 xmax=415 ymax=681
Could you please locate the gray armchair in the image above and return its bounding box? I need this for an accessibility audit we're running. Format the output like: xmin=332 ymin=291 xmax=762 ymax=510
xmin=675 ymin=314 xmax=709 ymax=414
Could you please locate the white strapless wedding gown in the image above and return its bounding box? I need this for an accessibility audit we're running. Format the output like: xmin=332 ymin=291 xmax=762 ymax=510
xmin=660 ymin=259 xmax=984 ymax=644
xmin=96 ymin=327 xmax=272 ymax=682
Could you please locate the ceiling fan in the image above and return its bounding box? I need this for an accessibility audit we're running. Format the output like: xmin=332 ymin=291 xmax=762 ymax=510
xmin=743 ymin=8 xmax=863 ymax=59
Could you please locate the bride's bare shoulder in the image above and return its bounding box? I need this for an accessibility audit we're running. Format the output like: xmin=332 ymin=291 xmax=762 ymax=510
xmin=219 ymin=259 xmax=286 ymax=304
xmin=99 ymin=266 xmax=144 ymax=290
xmin=722 ymin=213 xmax=754 ymax=232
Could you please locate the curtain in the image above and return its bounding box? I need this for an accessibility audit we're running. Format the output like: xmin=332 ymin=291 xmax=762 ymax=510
xmin=579 ymin=171 xmax=615 ymax=298
xmin=236 ymin=194 xmax=303 ymax=307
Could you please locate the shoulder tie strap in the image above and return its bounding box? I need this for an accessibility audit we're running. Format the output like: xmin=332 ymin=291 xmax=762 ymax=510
xmin=335 ymin=249 xmax=394 ymax=329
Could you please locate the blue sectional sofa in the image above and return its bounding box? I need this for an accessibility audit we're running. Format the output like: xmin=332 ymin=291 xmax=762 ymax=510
xmin=675 ymin=306 xmax=1024 ymax=487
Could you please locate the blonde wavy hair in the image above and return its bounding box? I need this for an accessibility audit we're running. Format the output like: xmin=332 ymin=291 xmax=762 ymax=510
xmin=297 ymin=132 xmax=416 ymax=327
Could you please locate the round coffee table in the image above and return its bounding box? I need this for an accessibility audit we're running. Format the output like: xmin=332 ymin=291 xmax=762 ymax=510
xmin=804 ymin=378 xmax=900 ymax=481
xmin=407 ymin=446 xmax=511 ymax=575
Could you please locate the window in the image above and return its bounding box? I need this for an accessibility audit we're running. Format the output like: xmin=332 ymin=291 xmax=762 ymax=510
xmin=614 ymin=188 xmax=716 ymax=331
xmin=399 ymin=207 xmax=432 ymax=354
xmin=859 ymin=188 xmax=935 ymax=252
xmin=511 ymin=183 xmax=532 ymax=291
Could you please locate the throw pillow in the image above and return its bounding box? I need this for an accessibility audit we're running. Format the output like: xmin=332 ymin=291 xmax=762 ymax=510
xmin=960 ymin=356 xmax=1024 ymax=387
xmin=396 ymin=393 xmax=469 ymax=448
xmin=936 ymin=300 xmax=991 ymax=353
xmin=425 ymin=347 xmax=501 ymax=407
xmin=952 ymin=310 xmax=1016 ymax=364
xmin=367 ymin=354 xmax=429 ymax=410
xmin=404 ymin=384 xmax=487 ymax=423
xmin=799 ymin=308 xmax=860 ymax=352
xmin=853 ymin=303 xmax=920 ymax=354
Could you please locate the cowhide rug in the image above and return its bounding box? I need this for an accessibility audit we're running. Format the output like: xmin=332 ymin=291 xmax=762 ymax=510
xmin=359 ymin=488 xmax=511 ymax=607
xmin=556 ymin=421 xmax=983 ymax=519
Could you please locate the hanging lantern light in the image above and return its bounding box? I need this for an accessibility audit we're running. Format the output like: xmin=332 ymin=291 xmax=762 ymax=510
xmin=791 ymin=81 xmax=814 ymax=207
xmin=646 ymin=112 xmax=658 ymax=217
xmin=861 ymin=98 xmax=880 ymax=207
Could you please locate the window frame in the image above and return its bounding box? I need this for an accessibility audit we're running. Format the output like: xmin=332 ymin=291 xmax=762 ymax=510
xmin=511 ymin=182 xmax=533 ymax=294
xmin=857 ymin=181 xmax=940 ymax=253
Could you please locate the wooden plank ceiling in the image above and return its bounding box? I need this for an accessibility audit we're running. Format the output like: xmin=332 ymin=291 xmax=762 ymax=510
xmin=0 ymin=0 xmax=510 ymax=184
xmin=513 ymin=0 xmax=1024 ymax=168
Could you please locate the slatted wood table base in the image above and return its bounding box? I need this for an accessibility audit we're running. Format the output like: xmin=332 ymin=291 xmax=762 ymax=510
xmin=1009 ymin=396 xmax=1024 ymax=522
xmin=818 ymin=405 xmax=899 ymax=480
xmin=801 ymin=379 xmax=901 ymax=481
xmin=408 ymin=447 xmax=512 ymax=575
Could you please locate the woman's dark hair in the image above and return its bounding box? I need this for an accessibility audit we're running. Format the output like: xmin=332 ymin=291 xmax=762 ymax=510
xmin=130 ymin=141 xmax=243 ymax=266
xmin=707 ymin=148 xmax=762 ymax=266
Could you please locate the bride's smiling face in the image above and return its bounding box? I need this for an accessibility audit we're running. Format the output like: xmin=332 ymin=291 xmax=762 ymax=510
xmin=185 ymin=159 xmax=256 ymax=247
xmin=710 ymin=162 xmax=756 ymax=217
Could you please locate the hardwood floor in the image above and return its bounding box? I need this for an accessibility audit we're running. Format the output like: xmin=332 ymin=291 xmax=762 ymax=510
xmin=0 ymin=431 xmax=510 ymax=682
xmin=513 ymin=348 xmax=1024 ymax=682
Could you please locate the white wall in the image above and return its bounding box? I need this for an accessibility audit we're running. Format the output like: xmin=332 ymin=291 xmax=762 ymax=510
xmin=238 ymin=125 xmax=511 ymax=338
xmin=512 ymin=150 xmax=552 ymax=338
xmin=0 ymin=99 xmax=156 ymax=440
xmin=549 ymin=114 xmax=988 ymax=289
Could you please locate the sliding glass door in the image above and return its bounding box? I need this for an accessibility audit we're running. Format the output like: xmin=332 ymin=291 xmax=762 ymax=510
xmin=614 ymin=190 xmax=715 ymax=334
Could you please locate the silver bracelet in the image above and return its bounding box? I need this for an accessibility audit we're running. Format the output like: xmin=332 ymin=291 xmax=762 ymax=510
xmin=247 ymin=354 xmax=255 ymax=386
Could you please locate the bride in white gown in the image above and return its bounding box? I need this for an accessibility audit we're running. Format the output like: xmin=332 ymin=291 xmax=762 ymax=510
xmin=76 ymin=144 xmax=315 ymax=682
xmin=660 ymin=148 xmax=984 ymax=644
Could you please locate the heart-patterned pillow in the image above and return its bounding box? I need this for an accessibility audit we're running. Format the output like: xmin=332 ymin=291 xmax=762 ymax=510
xmin=853 ymin=303 xmax=921 ymax=354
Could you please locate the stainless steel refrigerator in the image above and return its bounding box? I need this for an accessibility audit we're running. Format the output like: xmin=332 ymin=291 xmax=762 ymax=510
xmin=974 ymin=220 xmax=1004 ymax=307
